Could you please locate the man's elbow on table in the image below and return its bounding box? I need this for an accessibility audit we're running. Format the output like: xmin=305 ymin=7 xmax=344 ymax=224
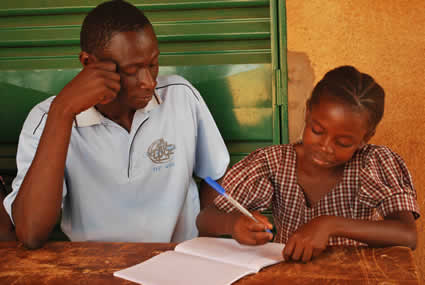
xmin=14 ymin=215 xmax=51 ymax=249
xmin=16 ymin=227 xmax=49 ymax=249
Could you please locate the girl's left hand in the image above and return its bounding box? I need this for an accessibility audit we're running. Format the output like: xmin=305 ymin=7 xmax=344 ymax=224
xmin=283 ymin=216 xmax=333 ymax=262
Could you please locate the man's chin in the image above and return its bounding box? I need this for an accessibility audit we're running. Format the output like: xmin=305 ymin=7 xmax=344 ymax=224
xmin=131 ymin=95 xmax=153 ymax=108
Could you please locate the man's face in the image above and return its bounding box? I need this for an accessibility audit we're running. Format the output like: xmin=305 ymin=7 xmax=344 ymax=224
xmin=100 ymin=26 xmax=159 ymax=110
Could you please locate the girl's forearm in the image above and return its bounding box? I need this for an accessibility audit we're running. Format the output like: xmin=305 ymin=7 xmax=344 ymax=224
xmin=326 ymin=213 xmax=417 ymax=249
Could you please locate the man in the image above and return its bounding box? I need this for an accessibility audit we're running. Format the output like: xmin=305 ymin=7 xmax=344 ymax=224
xmin=3 ymin=0 xmax=229 ymax=248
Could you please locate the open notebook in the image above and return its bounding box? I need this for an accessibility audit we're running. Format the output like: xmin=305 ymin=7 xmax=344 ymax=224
xmin=114 ymin=237 xmax=285 ymax=285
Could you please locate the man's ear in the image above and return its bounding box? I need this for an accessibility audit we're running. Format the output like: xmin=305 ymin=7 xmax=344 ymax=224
xmin=79 ymin=51 xmax=97 ymax=66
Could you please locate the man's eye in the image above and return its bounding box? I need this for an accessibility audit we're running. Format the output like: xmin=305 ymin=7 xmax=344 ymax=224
xmin=123 ymin=68 xmax=137 ymax=75
xmin=149 ymin=63 xmax=158 ymax=69
xmin=311 ymin=127 xmax=323 ymax=135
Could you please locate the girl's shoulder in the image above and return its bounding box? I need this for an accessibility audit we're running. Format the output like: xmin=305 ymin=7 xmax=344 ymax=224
xmin=352 ymin=144 xmax=407 ymax=169
xmin=353 ymin=144 xmax=419 ymax=219
xmin=262 ymin=143 xmax=295 ymax=154
xmin=261 ymin=143 xmax=297 ymax=162
xmin=234 ymin=144 xmax=296 ymax=173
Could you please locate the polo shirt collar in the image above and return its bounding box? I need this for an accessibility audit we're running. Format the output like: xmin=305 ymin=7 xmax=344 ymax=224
xmin=75 ymin=93 xmax=162 ymax=127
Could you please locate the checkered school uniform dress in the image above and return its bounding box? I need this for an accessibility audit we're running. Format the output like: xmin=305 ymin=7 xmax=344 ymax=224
xmin=214 ymin=144 xmax=420 ymax=246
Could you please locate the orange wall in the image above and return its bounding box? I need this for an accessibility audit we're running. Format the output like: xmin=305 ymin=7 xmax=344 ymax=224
xmin=285 ymin=0 xmax=425 ymax=282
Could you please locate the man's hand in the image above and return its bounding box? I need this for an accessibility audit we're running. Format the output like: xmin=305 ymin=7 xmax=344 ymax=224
xmin=231 ymin=211 xmax=273 ymax=245
xmin=53 ymin=61 xmax=121 ymax=117
xmin=283 ymin=216 xmax=332 ymax=262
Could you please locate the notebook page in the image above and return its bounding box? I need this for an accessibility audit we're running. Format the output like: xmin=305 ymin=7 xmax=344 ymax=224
xmin=113 ymin=250 xmax=255 ymax=285
xmin=175 ymin=237 xmax=285 ymax=271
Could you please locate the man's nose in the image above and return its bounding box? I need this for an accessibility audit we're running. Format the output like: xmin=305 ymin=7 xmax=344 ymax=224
xmin=137 ymin=67 xmax=156 ymax=89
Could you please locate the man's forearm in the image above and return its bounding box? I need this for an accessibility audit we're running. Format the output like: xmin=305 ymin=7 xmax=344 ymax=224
xmin=196 ymin=205 xmax=237 ymax=237
xmin=0 ymin=190 xmax=16 ymax=241
xmin=12 ymin=101 xmax=74 ymax=248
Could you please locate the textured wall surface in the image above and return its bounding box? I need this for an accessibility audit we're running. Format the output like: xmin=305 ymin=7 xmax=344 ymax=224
xmin=285 ymin=0 xmax=425 ymax=282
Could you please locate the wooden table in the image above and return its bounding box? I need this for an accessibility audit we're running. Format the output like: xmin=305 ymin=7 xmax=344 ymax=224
xmin=0 ymin=241 xmax=419 ymax=284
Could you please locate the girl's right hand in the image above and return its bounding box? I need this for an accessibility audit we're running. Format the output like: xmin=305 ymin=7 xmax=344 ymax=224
xmin=230 ymin=211 xmax=273 ymax=245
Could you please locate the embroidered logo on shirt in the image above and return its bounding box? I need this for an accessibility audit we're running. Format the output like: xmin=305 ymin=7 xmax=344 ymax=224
xmin=147 ymin=138 xmax=176 ymax=164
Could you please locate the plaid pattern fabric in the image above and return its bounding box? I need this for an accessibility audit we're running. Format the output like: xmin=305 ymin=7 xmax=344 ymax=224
xmin=214 ymin=143 xmax=420 ymax=246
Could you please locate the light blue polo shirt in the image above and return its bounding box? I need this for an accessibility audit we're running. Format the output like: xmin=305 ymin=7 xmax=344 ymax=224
xmin=4 ymin=75 xmax=229 ymax=243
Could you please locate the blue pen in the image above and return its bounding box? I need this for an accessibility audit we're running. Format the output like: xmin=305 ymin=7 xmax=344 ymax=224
xmin=204 ymin=176 xmax=272 ymax=234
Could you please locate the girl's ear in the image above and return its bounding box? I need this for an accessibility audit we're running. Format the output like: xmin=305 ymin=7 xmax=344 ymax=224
xmin=304 ymin=99 xmax=311 ymax=120
xmin=360 ymin=129 xmax=376 ymax=148
xmin=305 ymin=99 xmax=311 ymax=110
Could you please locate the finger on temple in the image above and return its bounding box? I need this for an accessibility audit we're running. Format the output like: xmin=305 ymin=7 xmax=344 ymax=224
xmin=104 ymin=78 xmax=121 ymax=93
xmin=92 ymin=60 xmax=119 ymax=72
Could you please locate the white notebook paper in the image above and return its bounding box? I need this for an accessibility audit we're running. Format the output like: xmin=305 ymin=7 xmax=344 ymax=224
xmin=114 ymin=237 xmax=285 ymax=285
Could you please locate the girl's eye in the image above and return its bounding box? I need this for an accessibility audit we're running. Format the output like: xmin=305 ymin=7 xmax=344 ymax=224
xmin=336 ymin=141 xmax=354 ymax=148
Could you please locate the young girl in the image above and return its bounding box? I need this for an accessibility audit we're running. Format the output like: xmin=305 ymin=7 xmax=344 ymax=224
xmin=197 ymin=65 xmax=420 ymax=262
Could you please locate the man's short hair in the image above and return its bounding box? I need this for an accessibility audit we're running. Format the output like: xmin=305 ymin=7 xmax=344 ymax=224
xmin=80 ymin=0 xmax=151 ymax=55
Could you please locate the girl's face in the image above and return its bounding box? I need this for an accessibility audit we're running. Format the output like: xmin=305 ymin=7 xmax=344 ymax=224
xmin=302 ymin=95 xmax=371 ymax=168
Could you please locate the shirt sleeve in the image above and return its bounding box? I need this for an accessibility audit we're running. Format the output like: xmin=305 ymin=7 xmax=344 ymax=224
xmin=358 ymin=145 xmax=420 ymax=219
xmin=3 ymin=98 xmax=68 ymax=223
xmin=214 ymin=148 xmax=274 ymax=213
xmin=190 ymin=81 xmax=229 ymax=180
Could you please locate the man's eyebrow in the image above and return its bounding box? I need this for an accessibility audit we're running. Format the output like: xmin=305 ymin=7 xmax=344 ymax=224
xmin=98 ymin=57 xmax=120 ymax=73
xmin=120 ymin=62 xmax=159 ymax=71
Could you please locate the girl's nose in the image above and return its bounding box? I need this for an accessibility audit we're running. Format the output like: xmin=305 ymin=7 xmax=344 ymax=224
xmin=319 ymin=136 xmax=334 ymax=154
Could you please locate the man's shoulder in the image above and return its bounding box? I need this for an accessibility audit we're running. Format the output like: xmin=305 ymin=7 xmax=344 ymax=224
xmin=17 ymin=96 xmax=56 ymax=136
xmin=26 ymin=96 xmax=56 ymax=120
xmin=156 ymin=75 xmax=200 ymax=101
xmin=156 ymin=74 xmax=190 ymax=87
